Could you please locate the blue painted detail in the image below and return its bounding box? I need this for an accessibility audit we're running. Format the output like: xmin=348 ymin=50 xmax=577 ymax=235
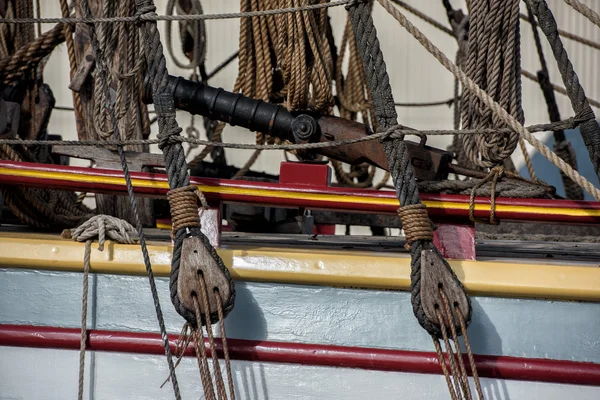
xmin=519 ymin=125 xmax=600 ymax=200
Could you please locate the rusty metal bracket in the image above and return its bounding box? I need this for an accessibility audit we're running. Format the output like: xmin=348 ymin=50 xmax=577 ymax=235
xmin=405 ymin=140 xmax=452 ymax=181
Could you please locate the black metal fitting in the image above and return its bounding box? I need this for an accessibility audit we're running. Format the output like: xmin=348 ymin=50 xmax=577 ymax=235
xmin=291 ymin=114 xmax=319 ymax=143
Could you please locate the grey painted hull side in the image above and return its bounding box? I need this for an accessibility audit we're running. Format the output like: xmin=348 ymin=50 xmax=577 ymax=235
xmin=1 ymin=346 xmax=600 ymax=400
xmin=1 ymin=268 xmax=599 ymax=363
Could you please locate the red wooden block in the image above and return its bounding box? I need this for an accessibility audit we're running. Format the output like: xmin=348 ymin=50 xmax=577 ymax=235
xmin=433 ymin=223 xmax=476 ymax=260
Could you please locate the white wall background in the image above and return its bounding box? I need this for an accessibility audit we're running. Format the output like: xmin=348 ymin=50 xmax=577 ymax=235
xmin=37 ymin=0 xmax=600 ymax=197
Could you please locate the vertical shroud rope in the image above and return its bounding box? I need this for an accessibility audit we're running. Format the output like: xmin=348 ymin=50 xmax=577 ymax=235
xmin=134 ymin=0 xmax=234 ymax=324
xmin=134 ymin=1 xmax=235 ymax=397
xmin=526 ymin=4 xmax=584 ymax=200
xmin=525 ymin=0 xmax=600 ymax=181
xmin=346 ymin=1 xmax=472 ymax=339
xmin=347 ymin=3 xmax=482 ymax=396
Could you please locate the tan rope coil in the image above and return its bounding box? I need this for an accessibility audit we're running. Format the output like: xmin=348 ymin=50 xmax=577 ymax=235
xmin=166 ymin=185 xmax=209 ymax=232
xmin=397 ymin=204 xmax=434 ymax=250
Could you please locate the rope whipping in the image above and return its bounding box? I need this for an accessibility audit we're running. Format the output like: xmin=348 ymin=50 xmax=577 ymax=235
xmin=346 ymin=0 xmax=472 ymax=343
xmin=525 ymin=0 xmax=600 ymax=180
xmin=62 ymin=215 xmax=139 ymax=400
xmin=525 ymin=5 xmax=583 ymax=200
xmin=79 ymin=0 xmax=183 ymax=397
xmin=135 ymin=1 xmax=236 ymax=397
xmin=376 ymin=0 xmax=600 ymax=201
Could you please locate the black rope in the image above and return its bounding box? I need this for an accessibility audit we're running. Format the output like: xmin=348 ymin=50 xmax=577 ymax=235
xmin=346 ymin=1 xmax=470 ymax=338
xmin=526 ymin=5 xmax=583 ymax=200
xmin=79 ymin=0 xmax=181 ymax=398
xmin=525 ymin=0 xmax=600 ymax=180
xmin=134 ymin=0 xmax=234 ymax=331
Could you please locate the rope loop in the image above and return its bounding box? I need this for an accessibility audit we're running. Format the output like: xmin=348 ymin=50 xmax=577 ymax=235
xmin=468 ymin=166 xmax=504 ymax=225
xmin=134 ymin=4 xmax=157 ymax=24
xmin=167 ymin=185 xmax=203 ymax=232
xmin=397 ymin=203 xmax=434 ymax=250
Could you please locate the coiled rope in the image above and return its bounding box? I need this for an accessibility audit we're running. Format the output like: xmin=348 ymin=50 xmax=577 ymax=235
xmin=377 ymin=0 xmax=600 ymax=201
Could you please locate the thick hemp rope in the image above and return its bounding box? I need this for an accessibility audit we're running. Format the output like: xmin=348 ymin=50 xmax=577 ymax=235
xmin=390 ymin=1 xmax=600 ymax=110
xmin=377 ymin=0 xmax=600 ymax=201
xmin=460 ymin=0 xmax=523 ymax=170
xmin=525 ymin=0 xmax=600 ymax=180
xmin=333 ymin=6 xmax=390 ymax=190
xmin=62 ymin=215 xmax=138 ymax=400
xmin=134 ymin=0 xmax=235 ymax=336
xmin=526 ymin=5 xmax=583 ymax=200
xmin=347 ymin=1 xmax=471 ymax=338
xmin=188 ymin=0 xmax=335 ymax=178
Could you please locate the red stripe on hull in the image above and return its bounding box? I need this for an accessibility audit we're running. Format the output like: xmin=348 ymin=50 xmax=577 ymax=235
xmin=1 ymin=324 xmax=599 ymax=386
xmin=1 ymin=160 xmax=600 ymax=223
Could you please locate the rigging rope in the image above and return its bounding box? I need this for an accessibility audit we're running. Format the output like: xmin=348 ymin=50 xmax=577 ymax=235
xmin=563 ymin=0 xmax=600 ymax=28
xmin=189 ymin=0 xmax=335 ymax=178
xmin=526 ymin=5 xmax=583 ymax=200
xmin=79 ymin=0 xmax=183 ymax=397
xmin=347 ymin=4 xmax=483 ymax=397
xmin=460 ymin=0 xmax=523 ymax=170
xmin=525 ymin=0 xmax=600 ymax=180
xmin=0 ymin=22 xmax=65 ymax=84
xmin=347 ymin=0 xmax=472 ymax=342
xmin=0 ymin=117 xmax=583 ymax=149
xmin=0 ymin=0 xmax=356 ymax=24
xmin=135 ymin=1 xmax=236 ymax=398
xmin=333 ymin=5 xmax=388 ymax=190
xmin=62 ymin=215 xmax=139 ymax=400
xmin=377 ymin=0 xmax=600 ymax=201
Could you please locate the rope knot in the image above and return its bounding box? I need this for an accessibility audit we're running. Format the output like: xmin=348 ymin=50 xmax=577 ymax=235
xmin=134 ymin=3 xmax=157 ymax=23
xmin=574 ymin=107 xmax=595 ymax=125
xmin=469 ymin=166 xmax=505 ymax=225
xmin=397 ymin=203 xmax=434 ymax=250
xmin=66 ymin=215 xmax=138 ymax=251
xmin=157 ymin=124 xmax=183 ymax=150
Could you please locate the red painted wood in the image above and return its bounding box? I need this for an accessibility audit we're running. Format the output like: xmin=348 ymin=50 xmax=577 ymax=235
xmin=1 ymin=324 xmax=599 ymax=386
xmin=1 ymin=160 xmax=600 ymax=223
xmin=279 ymin=161 xmax=331 ymax=187
xmin=433 ymin=224 xmax=476 ymax=260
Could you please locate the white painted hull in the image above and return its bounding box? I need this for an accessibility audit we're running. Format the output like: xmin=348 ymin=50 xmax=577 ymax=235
xmin=1 ymin=268 xmax=599 ymax=399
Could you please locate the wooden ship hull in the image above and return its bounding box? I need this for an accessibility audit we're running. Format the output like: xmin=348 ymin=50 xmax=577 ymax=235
xmin=1 ymin=161 xmax=600 ymax=399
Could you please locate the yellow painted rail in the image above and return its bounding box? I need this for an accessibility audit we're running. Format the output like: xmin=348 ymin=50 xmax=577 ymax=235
xmin=0 ymin=232 xmax=598 ymax=301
